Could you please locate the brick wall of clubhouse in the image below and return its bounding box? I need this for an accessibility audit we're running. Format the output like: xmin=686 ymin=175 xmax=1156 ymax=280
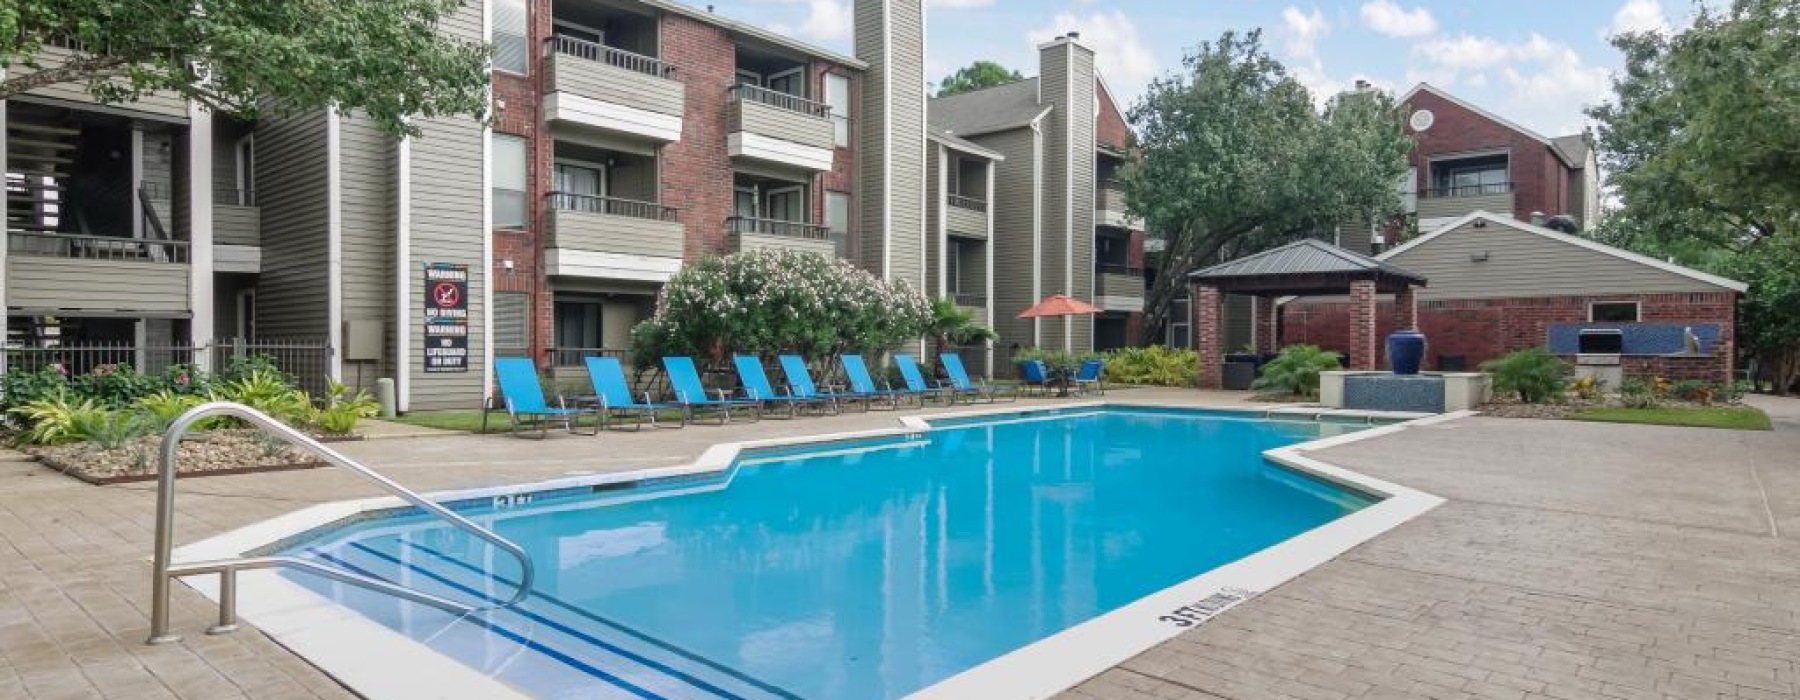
xmin=1280 ymin=292 xmax=1738 ymax=382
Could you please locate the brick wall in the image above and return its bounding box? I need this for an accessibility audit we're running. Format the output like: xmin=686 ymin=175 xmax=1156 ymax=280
xmin=660 ymin=13 xmax=737 ymax=261
xmin=1404 ymin=89 xmax=1573 ymax=228
xmin=1281 ymin=292 xmax=1738 ymax=381
xmin=1096 ymin=79 xmax=1129 ymax=153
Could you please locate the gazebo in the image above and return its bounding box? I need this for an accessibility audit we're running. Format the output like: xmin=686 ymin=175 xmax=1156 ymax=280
xmin=1187 ymin=239 xmax=1428 ymax=389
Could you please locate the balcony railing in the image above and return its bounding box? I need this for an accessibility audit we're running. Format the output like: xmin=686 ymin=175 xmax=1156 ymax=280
xmin=546 ymin=35 xmax=673 ymax=79
xmin=954 ymin=293 xmax=987 ymax=308
xmin=7 ymin=231 xmax=190 ymax=263
xmin=728 ymin=84 xmax=831 ymax=119
xmin=1095 ymin=262 xmax=1143 ymax=276
xmin=1421 ymin=182 xmax=1514 ymax=199
xmin=548 ymin=192 xmax=678 ymax=222
xmin=220 ymin=187 xmax=256 ymax=207
xmin=728 ymin=215 xmax=831 ymax=240
xmin=1097 ymin=178 xmax=1126 ymax=197
xmin=947 ymin=194 xmax=987 ymax=212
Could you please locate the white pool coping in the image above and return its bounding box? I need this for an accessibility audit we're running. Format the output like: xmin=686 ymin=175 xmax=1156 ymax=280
xmin=170 ymin=402 xmax=1455 ymax=700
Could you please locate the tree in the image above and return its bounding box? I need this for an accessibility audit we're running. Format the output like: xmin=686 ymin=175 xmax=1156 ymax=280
xmin=936 ymin=60 xmax=1024 ymax=97
xmin=1125 ymin=30 xmax=1413 ymax=338
xmin=1585 ymin=0 xmax=1800 ymax=392
xmin=1 ymin=0 xmax=490 ymax=136
xmin=926 ymin=299 xmax=998 ymax=356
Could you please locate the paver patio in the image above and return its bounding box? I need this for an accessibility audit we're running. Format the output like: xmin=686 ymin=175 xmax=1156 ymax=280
xmin=2 ymin=390 xmax=1796 ymax=699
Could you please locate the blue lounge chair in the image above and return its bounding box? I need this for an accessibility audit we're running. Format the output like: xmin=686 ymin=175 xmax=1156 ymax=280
xmin=1072 ymin=358 xmax=1106 ymax=396
xmin=584 ymin=356 xmax=684 ymax=430
xmin=490 ymin=357 xmax=598 ymax=438
xmin=940 ymin=354 xmax=1017 ymax=404
xmin=664 ymin=356 xmax=760 ymax=424
xmin=838 ymin=354 xmax=907 ymax=410
xmin=893 ymin=354 xmax=949 ymax=404
xmin=733 ymin=355 xmax=825 ymax=418
xmin=777 ymin=355 xmax=844 ymax=414
xmin=1019 ymin=360 xmax=1056 ymax=397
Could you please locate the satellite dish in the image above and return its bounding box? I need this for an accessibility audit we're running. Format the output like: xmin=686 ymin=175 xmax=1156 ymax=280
xmin=1409 ymin=109 xmax=1435 ymax=132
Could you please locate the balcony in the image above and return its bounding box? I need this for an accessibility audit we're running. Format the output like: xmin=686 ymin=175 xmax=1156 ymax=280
xmin=213 ymin=188 xmax=260 ymax=272
xmin=1094 ymin=263 xmax=1145 ymax=313
xmin=727 ymin=85 xmax=834 ymax=171
xmin=1417 ymin=182 xmax=1514 ymax=226
xmin=544 ymin=193 xmax=684 ymax=282
xmin=543 ymin=36 xmax=684 ymax=143
xmin=1095 ymin=178 xmax=1139 ymax=229
xmin=6 ymin=231 xmax=191 ymax=313
xmin=728 ymin=216 xmax=835 ymax=257
xmin=945 ymin=194 xmax=988 ymax=238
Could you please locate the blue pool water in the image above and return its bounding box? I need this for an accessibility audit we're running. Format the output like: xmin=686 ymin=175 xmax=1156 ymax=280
xmin=279 ymin=407 xmax=1375 ymax=699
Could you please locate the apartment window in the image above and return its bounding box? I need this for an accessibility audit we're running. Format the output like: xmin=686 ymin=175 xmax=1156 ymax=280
xmin=1167 ymin=296 xmax=1192 ymax=349
xmin=492 ymin=134 xmax=528 ymax=229
xmin=825 ymin=74 xmax=851 ymax=147
xmin=1590 ymin=301 xmax=1640 ymax=323
xmin=767 ymin=68 xmax=805 ymax=98
xmin=1430 ymin=155 xmax=1508 ymax=197
xmin=555 ymin=298 xmax=604 ymax=353
xmin=766 ymin=186 xmax=805 ymax=222
xmin=554 ymin=162 xmax=604 ymax=198
xmin=946 ymin=240 xmax=963 ymax=296
xmin=826 ymin=191 xmax=851 ymax=258
xmin=493 ymin=0 xmax=529 ymax=74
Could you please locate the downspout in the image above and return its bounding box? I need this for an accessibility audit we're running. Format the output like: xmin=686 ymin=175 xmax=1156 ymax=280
xmin=325 ymin=109 xmax=344 ymax=381
xmin=395 ymin=132 xmax=412 ymax=412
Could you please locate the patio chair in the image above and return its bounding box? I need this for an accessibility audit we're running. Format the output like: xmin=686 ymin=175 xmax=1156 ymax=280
xmin=777 ymin=355 xmax=845 ymax=414
xmin=1071 ymin=359 xmax=1106 ymax=396
xmin=1019 ymin=360 xmax=1056 ymax=397
xmin=491 ymin=357 xmax=598 ymax=438
xmin=584 ymin=356 xmax=685 ymax=430
xmin=893 ymin=354 xmax=950 ymax=405
xmin=663 ymin=356 xmax=760 ymax=424
xmin=733 ymin=355 xmax=827 ymax=419
xmin=939 ymin=354 xmax=1018 ymax=404
xmin=838 ymin=354 xmax=908 ymax=410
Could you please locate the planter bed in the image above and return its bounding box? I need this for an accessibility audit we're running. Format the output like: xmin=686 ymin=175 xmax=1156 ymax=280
xmin=26 ymin=429 xmax=327 ymax=485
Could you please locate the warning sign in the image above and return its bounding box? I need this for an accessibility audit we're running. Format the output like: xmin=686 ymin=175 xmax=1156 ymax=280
xmin=423 ymin=263 xmax=469 ymax=373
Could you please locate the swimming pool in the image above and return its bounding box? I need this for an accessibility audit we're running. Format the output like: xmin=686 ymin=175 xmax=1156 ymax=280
xmin=256 ymin=407 xmax=1393 ymax=699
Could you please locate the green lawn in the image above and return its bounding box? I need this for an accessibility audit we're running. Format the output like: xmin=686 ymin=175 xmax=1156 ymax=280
xmin=1571 ymin=405 xmax=1773 ymax=431
xmin=389 ymin=410 xmax=505 ymax=433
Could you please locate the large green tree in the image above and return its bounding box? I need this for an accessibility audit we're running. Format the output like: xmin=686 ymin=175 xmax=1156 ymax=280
xmin=1586 ymin=0 xmax=1800 ymax=391
xmin=1 ymin=0 xmax=490 ymax=136
xmin=936 ymin=60 xmax=1024 ymax=97
xmin=1126 ymin=30 xmax=1413 ymax=337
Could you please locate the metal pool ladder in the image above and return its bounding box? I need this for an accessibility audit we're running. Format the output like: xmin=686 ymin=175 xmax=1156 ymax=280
xmin=146 ymin=402 xmax=535 ymax=645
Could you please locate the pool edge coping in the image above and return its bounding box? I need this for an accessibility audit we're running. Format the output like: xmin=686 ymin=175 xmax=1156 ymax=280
xmin=169 ymin=402 xmax=1459 ymax=700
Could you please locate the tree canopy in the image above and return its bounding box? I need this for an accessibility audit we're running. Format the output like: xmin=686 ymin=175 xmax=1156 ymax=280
xmin=1 ymin=0 xmax=491 ymax=136
xmin=936 ymin=60 xmax=1024 ymax=97
xmin=1585 ymin=0 xmax=1800 ymax=392
xmin=1124 ymin=30 xmax=1413 ymax=337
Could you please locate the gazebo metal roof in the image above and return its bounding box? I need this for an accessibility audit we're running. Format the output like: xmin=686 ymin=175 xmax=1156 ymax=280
xmin=1188 ymin=238 xmax=1427 ymax=295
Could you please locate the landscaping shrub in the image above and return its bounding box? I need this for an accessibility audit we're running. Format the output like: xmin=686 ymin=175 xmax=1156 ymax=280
xmin=1669 ymin=379 xmax=1717 ymax=405
xmin=214 ymin=370 xmax=313 ymax=425
xmin=1015 ymin=348 xmax=1103 ymax=378
xmin=314 ymin=380 xmax=380 ymax=435
xmin=10 ymin=393 xmax=111 ymax=446
xmin=1252 ymin=345 xmax=1342 ymax=399
xmin=1618 ymin=377 xmax=1660 ymax=408
xmin=1101 ymin=345 xmax=1198 ymax=387
xmin=1481 ymin=348 xmax=1571 ymax=403
xmin=73 ymin=410 xmax=158 ymax=451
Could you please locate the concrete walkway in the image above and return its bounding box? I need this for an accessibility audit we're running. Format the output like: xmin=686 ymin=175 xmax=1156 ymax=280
xmin=3 ymin=389 xmax=1797 ymax=699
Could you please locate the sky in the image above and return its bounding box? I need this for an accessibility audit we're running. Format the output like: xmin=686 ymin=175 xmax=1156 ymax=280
xmin=703 ymin=0 xmax=1711 ymax=138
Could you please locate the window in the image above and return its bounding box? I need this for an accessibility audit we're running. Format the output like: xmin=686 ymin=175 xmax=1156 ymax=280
xmin=493 ymin=0 xmax=528 ymax=74
xmin=1430 ymin=155 xmax=1508 ymax=197
xmin=1167 ymin=296 xmax=1192 ymax=349
xmin=554 ymin=162 xmax=604 ymax=198
xmin=826 ymin=191 xmax=851 ymax=258
xmin=767 ymin=68 xmax=805 ymax=98
xmin=733 ymin=187 xmax=759 ymax=218
xmin=493 ymin=292 xmax=530 ymax=353
xmin=492 ymin=134 xmax=528 ymax=229
xmin=1589 ymin=301 xmax=1640 ymax=323
xmin=946 ymin=240 xmax=963 ymax=296
xmin=554 ymin=299 xmax=604 ymax=353
xmin=825 ymin=74 xmax=851 ymax=147
xmin=766 ymin=186 xmax=805 ymax=222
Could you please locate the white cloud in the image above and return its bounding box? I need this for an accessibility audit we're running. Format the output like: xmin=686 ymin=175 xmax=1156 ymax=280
xmin=1026 ymin=10 xmax=1159 ymax=104
xmin=1292 ymin=60 xmax=1393 ymax=107
xmin=1279 ymin=7 xmax=1330 ymax=60
xmin=1408 ymin=32 xmax=1610 ymax=132
xmin=1359 ymin=1 xmax=1437 ymax=38
xmin=1411 ymin=34 xmax=1513 ymax=71
xmin=929 ymin=0 xmax=994 ymax=7
xmin=1606 ymin=0 xmax=1671 ymax=37
xmin=760 ymin=0 xmax=852 ymax=42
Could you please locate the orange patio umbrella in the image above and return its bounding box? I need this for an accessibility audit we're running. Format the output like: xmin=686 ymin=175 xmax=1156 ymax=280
xmin=1016 ymin=293 xmax=1102 ymax=319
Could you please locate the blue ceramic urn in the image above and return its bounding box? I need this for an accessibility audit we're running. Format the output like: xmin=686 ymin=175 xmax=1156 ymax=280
xmin=1387 ymin=329 xmax=1427 ymax=375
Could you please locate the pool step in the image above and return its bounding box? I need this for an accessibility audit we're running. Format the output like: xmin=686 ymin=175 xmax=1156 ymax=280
xmin=300 ymin=537 xmax=797 ymax=700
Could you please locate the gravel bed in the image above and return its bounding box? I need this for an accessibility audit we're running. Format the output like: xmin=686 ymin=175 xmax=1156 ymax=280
xmin=28 ymin=429 xmax=318 ymax=483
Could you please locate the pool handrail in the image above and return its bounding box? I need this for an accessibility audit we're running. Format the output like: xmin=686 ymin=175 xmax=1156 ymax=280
xmin=147 ymin=401 xmax=535 ymax=645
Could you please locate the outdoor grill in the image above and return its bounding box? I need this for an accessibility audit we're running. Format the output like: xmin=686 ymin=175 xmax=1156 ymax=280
xmin=1575 ymin=329 xmax=1624 ymax=388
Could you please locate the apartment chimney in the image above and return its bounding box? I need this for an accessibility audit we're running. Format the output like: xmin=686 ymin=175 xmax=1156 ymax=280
xmin=1037 ymin=32 xmax=1097 ymax=351
xmin=854 ymin=0 xmax=928 ymax=287
xmin=1354 ymin=79 xmax=1371 ymax=91
xmin=1067 ymin=31 xmax=1081 ymax=40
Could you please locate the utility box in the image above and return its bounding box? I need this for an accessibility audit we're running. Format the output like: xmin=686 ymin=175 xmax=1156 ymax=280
xmin=343 ymin=320 xmax=385 ymax=362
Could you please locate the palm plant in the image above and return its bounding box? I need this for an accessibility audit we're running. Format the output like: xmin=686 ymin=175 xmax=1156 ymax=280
xmin=928 ymin=298 xmax=998 ymax=355
xmin=1251 ymin=345 xmax=1342 ymax=399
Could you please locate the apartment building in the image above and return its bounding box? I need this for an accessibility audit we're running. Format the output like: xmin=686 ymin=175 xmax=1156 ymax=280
xmin=927 ymin=35 xmax=1146 ymax=360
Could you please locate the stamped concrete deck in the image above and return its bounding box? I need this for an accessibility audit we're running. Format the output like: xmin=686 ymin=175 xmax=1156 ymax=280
xmin=2 ymin=390 xmax=1797 ymax=699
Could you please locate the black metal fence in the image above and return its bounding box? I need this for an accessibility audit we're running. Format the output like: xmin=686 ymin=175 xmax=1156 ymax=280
xmin=4 ymin=337 xmax=335 ymax=396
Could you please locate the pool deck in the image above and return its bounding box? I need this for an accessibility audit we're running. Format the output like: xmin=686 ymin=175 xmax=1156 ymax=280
xmin=2 ymin=389 xmax=1798 ymax=699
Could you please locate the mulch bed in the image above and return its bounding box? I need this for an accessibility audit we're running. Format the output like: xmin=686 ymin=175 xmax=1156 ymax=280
xmin=27 ymin=429 xmax=325 ymax=485
xmin=1478 ymin=395 xmax=1737 ymax=420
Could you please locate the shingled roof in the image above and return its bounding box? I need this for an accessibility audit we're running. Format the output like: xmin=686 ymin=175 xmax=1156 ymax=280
xmin=928 ymin=79 xmax=1052 ymax=137
xmin=1189 ymin=238 xmax=1427 ymax=295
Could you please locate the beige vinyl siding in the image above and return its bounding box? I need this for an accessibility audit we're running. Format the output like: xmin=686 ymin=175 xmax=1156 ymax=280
xmin=1416 ymin=192 xmax=1512 ymax=223
xmin=251 ymin=108 xmax=330 ymax=339
xmin=855 ymin=0 xmax=927 ymax=289
xmin=337 ymin=115 xmax=396 ymax=390
xmin=973 ymin=127 xmax=1038 ymax=354
xmin=1389 ymin=220 xmax=1731 ymax=299
xmin=946 ymin=203 xmax=986 ymax=239
xmin=549 ymin=209 xmax=684 ymax=259
xmin=13 ymin=45 xmax=189 ymax=121
xmin=6 ymin=259 xmax=190 ymax=312
xmin=213 ymin=205 xmax=260 ymax=246
xmin=730 ymin=101 xmax=833 ymax=151
xmin=731 ymin=231 xmax=835 ymax=256
xmin=546 ymin=53 xmax=685 ymax=117
xmin=1038 ymin=41 xmax=1097 ymax=351
xmin=925 ymin=145 xmax=942 ymax=294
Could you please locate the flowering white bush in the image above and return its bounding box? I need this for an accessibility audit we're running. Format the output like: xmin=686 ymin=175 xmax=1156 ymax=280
xmin=630 ymin=250 xmax=933 ymax=365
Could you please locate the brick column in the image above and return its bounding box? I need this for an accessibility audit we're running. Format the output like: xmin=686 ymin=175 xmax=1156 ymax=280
xmin=1196 ymin=284 xmax=1224 ymax=388
xmin=1348 ymin=279 xmax=1378 ymax=371
xmin=1394 ymin=286 xmax=1418 ymax=331
xmin=1253 ymin=296 xmax=1278 ymax=354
